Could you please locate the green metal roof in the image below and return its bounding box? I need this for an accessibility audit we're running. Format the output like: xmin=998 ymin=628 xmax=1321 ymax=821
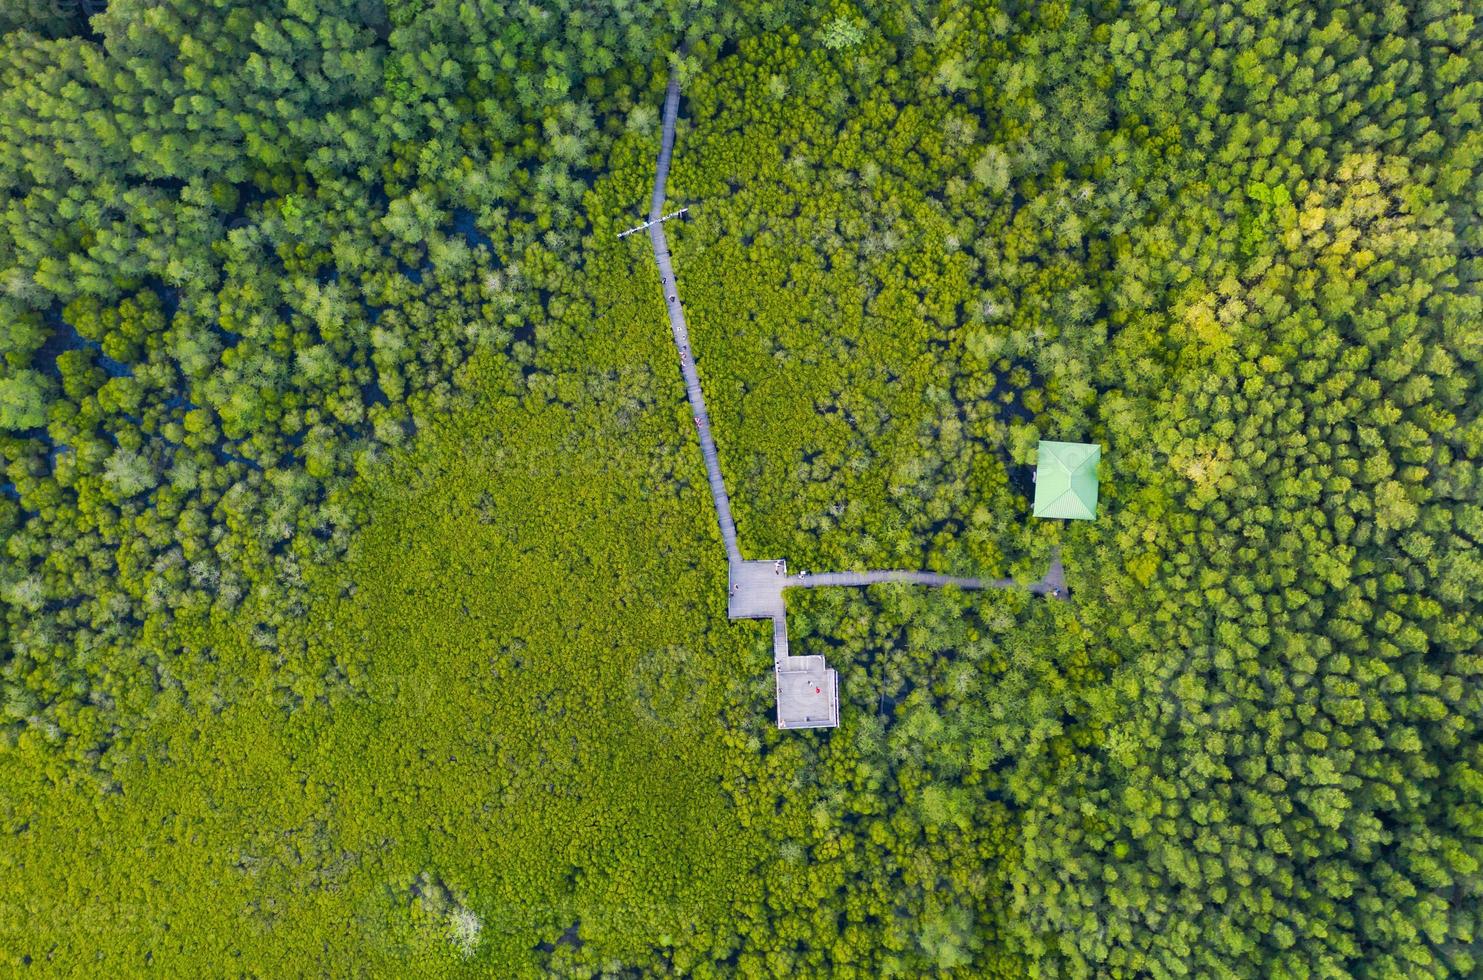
xmin=1033 ymin=440 xmax=1100 ymax=520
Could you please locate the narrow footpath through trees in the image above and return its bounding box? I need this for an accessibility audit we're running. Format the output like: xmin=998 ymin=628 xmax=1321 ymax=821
xmin=636 ymin=66 xmax=1066 ymax=729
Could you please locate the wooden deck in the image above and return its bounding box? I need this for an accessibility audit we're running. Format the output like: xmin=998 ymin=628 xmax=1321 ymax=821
xmin=727 ymin=560 xmax=836 ymax=728
xmin=727 ymin=559 xmax=786 ymax=621
xmin=775 ymin=657 xmax=838 ymax=730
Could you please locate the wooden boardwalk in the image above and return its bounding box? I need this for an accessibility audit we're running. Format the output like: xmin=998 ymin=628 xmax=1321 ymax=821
xmin=727 ymin=560 xmax=837 ymax=729
xmin=647 ymin=73 xmax=741 ymax=566
xmin=639 ymin=67 xmax=1069 ymax=731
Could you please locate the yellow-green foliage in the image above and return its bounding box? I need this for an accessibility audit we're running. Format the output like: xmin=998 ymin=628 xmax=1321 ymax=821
xmin=0 ymin=323 xmax=770 ymax=974
xmin=1 ymin=0 xmax=1481 ymax=975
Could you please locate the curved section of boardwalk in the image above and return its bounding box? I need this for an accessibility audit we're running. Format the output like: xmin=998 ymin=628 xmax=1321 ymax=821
xmin=647 ymin=73 xmax=741 ymax=565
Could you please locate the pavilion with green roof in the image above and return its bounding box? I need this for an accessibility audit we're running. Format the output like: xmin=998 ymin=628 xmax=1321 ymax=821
xmin=1033 ymin=440 xmax=1101 ymax=520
